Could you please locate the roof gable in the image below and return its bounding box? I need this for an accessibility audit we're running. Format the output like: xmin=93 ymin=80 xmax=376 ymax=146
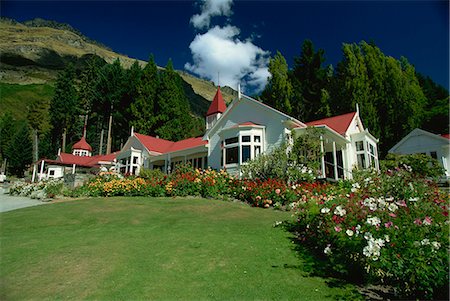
xmin=389 ymin=128 xmax=450 ymax=153
xmin=134 ymin=133 xmax=174 ymax=153
xmin=72 ymin=136 xmax=92 ymax=152
xmin=306 ymin=112 xmax=357 ymax=136
xmin=206 ymin=87 xmax=227 ymax=116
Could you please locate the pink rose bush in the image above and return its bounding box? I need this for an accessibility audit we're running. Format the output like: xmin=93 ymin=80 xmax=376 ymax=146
xmin=289 ymin=168 xmax=449 ymax=299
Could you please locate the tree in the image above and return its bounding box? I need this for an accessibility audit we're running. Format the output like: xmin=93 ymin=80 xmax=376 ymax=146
xmin=0 ymin=112 xmax=17 ymax=163
xmin=155 ymin=59 xmax=199 ymax=141
xmin=49 ymin=63 xmax=81 ymax=153
xmin=6 ymin=122 xmax=33 ymax=177
xmin=130 ymin=55 xmax=158 ymax=135
xmin=261 ymin=51 xmax=293 ymax=115
xmin=290 ymin=40 xmax=330 ymax=121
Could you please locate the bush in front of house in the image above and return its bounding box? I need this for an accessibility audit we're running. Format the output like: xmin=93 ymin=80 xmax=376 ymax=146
xmin=288 ymin=168 xmax=449 ymax=299
xmin=381 ymin=153 xmax=445 ymax=179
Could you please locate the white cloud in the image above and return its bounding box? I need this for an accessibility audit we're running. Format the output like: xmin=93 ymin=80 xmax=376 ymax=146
xmin=185 ymin=25 xmax=270 ymax=93
xmin=190 ymin=0 xmax=233 ymax=30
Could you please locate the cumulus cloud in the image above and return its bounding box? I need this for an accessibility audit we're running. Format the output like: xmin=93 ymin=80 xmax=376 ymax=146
xmin=190 ymin=0 xmax=233 ymax=30
xmin=185 ymin=25 xmax=270 ymax=93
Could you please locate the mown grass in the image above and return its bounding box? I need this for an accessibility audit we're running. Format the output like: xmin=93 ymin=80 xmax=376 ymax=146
xmin=0 ymin=197 xmax=362 ymax=300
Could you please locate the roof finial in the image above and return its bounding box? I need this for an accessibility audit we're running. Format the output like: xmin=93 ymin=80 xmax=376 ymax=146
xmin=131 ymin=126 xmax=134 ymax=136
xmin=356 ymin=103 xmax=360 ymax=115
xmin=217 ymin=71 xmax=220 ymax=87
xmin=238 ymin=82 xmax=241 ymax=100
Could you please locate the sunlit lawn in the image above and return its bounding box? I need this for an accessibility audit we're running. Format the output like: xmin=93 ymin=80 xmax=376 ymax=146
xmin=0 ymin=197 xmax=361 ymax=300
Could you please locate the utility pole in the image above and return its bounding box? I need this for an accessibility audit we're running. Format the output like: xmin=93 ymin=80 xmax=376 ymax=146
xmin=106 ymin=104 xmax=113 ymax=155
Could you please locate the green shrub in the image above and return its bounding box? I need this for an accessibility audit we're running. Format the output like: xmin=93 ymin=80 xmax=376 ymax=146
xmin=381 ymin=153 xmax=445 ymax=179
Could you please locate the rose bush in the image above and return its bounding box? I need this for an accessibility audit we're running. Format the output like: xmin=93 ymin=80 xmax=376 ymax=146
xmin=288 ymin=167 xmax=449 ymax=299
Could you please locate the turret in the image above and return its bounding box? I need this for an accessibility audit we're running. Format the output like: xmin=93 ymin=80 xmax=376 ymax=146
xmin=72 ymin=136 xmax=92 ymax=157
xmin=206 ymin=86 xmax=227 ymax=129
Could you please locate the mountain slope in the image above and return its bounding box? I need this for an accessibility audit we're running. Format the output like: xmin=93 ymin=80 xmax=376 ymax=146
xmin=0 ymin=18 xmax=236 ymax=119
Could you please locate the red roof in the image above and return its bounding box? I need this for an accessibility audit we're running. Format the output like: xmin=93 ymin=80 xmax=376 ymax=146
xmin=134 ymin=133 xmax=207 ymax=154
xmin=306 ymin=112 xmax=357 ymax=135
xmin=206 ymin=87 xmax=227 ymax=116
xmin=57 ymin=152 xmax=118 ymax=167
xmin=441 ymin=134 xmax=450 ymax=140
xmin=72 ymin=136 xmax=92 ymax=152
xmin=134 ymin=133 xmax=174 ymax=153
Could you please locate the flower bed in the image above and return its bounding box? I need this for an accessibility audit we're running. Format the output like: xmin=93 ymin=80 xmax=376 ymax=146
xmin=288 ymin=168 xmax=449 ymax=299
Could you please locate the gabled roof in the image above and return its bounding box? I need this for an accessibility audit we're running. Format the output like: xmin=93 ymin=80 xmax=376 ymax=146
xmin=134 ymin=133 xmax=174 ymax=153
xmin=133 ymin=133 xmax=207 ymax=154
xmin=389 ymin=128 xmax=450 ymax=153
xmin=168 ymin=137 xmax=207 ymax=152
xmin=72 ymin=136 xmax=92 ymax=152
xmin=206 ymin=86 xmax=227 ymax=116
xmin=306 ymin=112 xmax=356 ymax=136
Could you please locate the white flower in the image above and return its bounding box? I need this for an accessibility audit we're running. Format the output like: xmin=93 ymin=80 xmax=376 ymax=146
xmin=431 ymin=241 xmax=441 ymax=250
xmin=388 ymin=203 xmax=398 ymax=212
xmin=409 ymin=197 xmax=418 ymax=202
xmin=351 ymin=182 xmax=360 ymax=192
xmin=320 ymin=207 xmax=330 ymax=214
xmin=413 ymin=241 xmax=421 ymax=247
xmin=384 ymin=235 xmax=390 ymax=243
xmin=273 ymin=221 xmax=283 ymax=227
xmin=378 ymin=198 xmax=387 ymax=208
xmin=385 ymin=196 xmax=394 ymax=202
xmin=366 ymin=216 xmax=381 ymax=227
xmin=421 ymin=238 xmax=430 ymax=246
xmin=363 ymin=198 xmax=377 ymax=211
xmin=324 ymin=246 xmax=332 ymax=255
xmin=334 ymin=205 xmax=346 ymax=216
xmin=346 ymin=229 xmax=354 ymax=237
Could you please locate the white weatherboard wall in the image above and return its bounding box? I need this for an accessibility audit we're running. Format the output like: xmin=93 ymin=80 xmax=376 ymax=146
xmin=389 ymin=129 xmax=450 ymax=177
xmin=207 ymin=96 xmax=299 ymax=174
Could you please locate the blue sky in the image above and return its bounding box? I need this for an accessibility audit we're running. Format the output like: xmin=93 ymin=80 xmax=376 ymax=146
xmin=2 ymin=0 xmax=449 ymax=93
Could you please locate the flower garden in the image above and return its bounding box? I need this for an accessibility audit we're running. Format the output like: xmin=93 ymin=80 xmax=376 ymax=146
xmin=8 ymin=163 xmax=449 ymax=299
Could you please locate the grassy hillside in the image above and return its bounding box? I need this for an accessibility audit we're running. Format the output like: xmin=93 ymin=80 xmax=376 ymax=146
xmin=0 ymin=18 xmax=236 ymax=123
xmin=0 ymin=83 xmax=54 ymax=120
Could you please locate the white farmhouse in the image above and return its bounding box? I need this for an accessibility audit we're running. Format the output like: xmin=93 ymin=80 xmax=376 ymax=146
xmin=118 ymin=87 xmax=379 ymax=180
xmin=389 ymin=128 xmax=450 ymax=177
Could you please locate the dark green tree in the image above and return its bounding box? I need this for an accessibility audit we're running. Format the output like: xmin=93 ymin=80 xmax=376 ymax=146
xmin=49 ymin=63 xmax=81 ymax=153
xmin=155 ymin=60 xmax=199 ymax=141
xmin=0 ymin=112 xmax=17 ymax=163
xmin=261 ymin=51 xmax=293 ymax=115
xmin=130 ymin=55 xmax=158 ymax=135
xmin=290 ymin=40 xmax=330 ymax=121
xmin=6 ymin=122 xmax=33 ymax=177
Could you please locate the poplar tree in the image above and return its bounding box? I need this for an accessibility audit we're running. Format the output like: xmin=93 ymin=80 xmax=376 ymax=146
xmin=6 ymin=122 xmax=32 ymax=177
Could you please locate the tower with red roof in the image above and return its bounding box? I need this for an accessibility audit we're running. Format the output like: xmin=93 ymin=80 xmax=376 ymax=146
xmin=206 ymin=86 xmax=227 ymax=130
xmin=72 ymin=136 xmax=92 ymax=157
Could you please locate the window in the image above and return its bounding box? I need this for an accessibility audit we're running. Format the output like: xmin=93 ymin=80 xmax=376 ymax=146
xmin=226 ymin=147 xmax=238 ymax=164
xmin=242 ymin=135 xmax=251 ymax=142
xmin=254 ymin=136 xmax=261 ymax=143
xmin=254 ymin=145 xmax=261 ymax=157
xmin=242 ymin=145 xmax=251 ymax=162
xmin=133 ymin=157 xmax=138 ymax=164
xmin=225 ymin=137 xmax=238 ymax=145
xmin=430 ymin=151 xmax=437 ymax=159
xmin=356 ymin=141 xmax=364 ymax=151
xmin=357 ymin=154 xmax=366 ymax=169
xmin=49 ymin=170 xmax=55 ymax=176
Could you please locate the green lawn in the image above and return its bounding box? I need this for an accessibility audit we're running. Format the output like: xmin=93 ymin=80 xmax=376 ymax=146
xmin=0 ymin=197 xmax=361 ymax=300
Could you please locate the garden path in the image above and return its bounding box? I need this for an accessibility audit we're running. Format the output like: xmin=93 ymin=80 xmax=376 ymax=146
xmin=0 ymin=186 xmax=47 ymax=213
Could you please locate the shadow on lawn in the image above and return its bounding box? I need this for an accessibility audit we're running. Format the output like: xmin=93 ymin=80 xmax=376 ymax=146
xmin=280 ymin=224 xmax=397 ymax=301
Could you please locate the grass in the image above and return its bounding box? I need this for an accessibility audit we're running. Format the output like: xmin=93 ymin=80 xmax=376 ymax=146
xmin=0 ymin=82 xmax=54 ymax=120
xmin=0 ymin=197 xmax=362 ymax=300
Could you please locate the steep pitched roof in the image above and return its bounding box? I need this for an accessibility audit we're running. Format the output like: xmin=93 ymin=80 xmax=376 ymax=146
xmin=306 ymin=112 xmax=356 ymax=136
xmin=206 ymin=86 xmax=227 ymax=116
xmin=72 ymin=136 xmax=92 ymax=152
xmin=167 ymin=137 xmax=207 ymax=152
xmin=134 ymin=133 xmax=207 ymax=154
xmin=134 ymin=133 xmax=174 ymax=153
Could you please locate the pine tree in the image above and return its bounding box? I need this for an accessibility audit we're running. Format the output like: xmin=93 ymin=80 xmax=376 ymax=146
xmin=261 ymin=51 xmax=293 ymax=115
xmin=290 ymin=40 xmax=330 ymax=121
xmin=155 ymin=59 xmax=197 ymax=141
xmin=130 ymin=55 xmax=158 ymax=135
xmin=6 ymin=122 xmax=33 ymax=177
xmin=49 ymin=63 xmax=81 ymax=153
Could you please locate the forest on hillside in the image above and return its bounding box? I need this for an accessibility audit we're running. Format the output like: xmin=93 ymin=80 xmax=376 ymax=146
xmin=0 ymin=40 xmax=448 ymax=176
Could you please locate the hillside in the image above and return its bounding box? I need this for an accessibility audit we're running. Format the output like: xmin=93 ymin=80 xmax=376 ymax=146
xmin=0 ymin=18 xmax=236 ymax=120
